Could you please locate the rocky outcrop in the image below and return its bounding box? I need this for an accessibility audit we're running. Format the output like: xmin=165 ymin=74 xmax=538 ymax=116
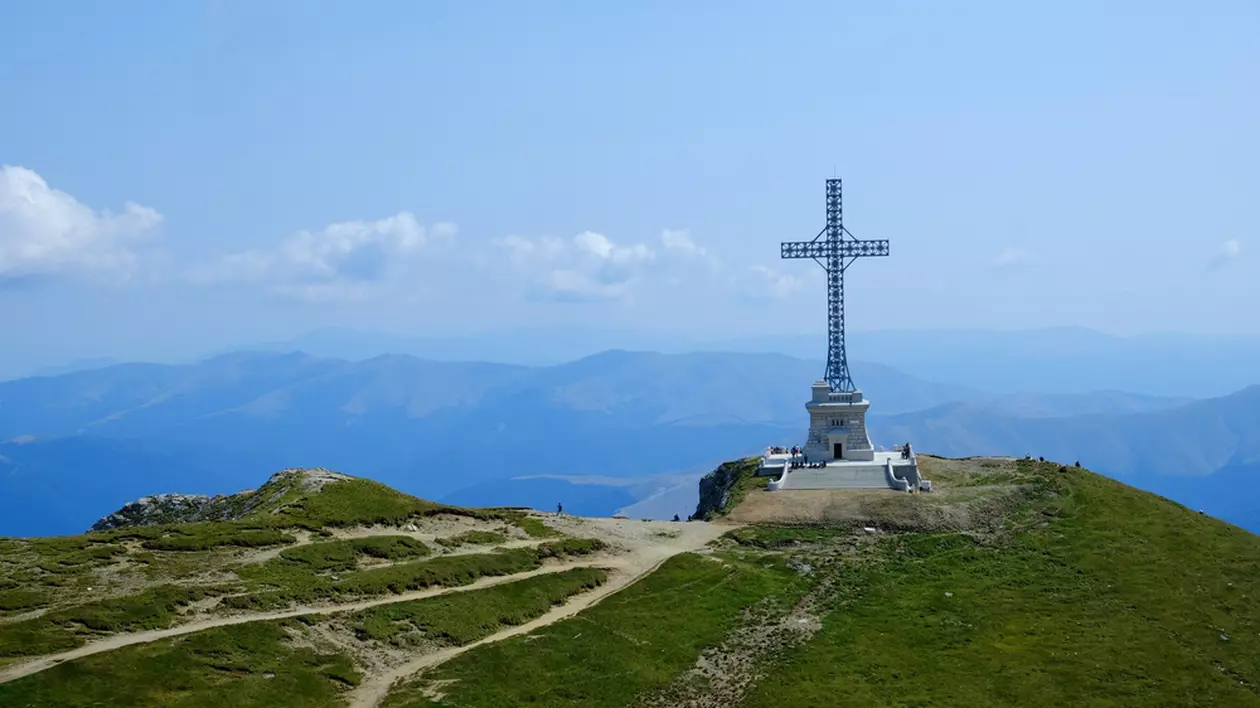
xmin=90 ymin=494 xmax=215 ymax=531
xmin=693 ymin=457 xmax=761 ymax=521
xmin=89 ymin=467 xmax=355 ymax=532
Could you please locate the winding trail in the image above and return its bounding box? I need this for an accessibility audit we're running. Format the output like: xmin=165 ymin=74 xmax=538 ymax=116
xmin=346 ymin=517 xmax=733 ymax=708
xmin=0 ymin=516 xmax=733 ymax=702
xmin=0 ymin=558 xmax=602 ymax=686
xmin=346 ymin=557 xmax=646 ymax=708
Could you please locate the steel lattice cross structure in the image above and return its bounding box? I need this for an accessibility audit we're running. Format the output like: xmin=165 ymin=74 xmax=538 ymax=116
xmin=781 ymin=178 xmax=889 ymax=392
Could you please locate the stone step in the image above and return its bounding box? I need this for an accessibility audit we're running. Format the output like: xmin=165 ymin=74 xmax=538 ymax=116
xmin=780 ymin=464 xmax=889 ymax=490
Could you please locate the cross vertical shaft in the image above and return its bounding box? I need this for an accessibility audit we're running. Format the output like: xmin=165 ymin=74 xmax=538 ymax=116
xmin=824 ymin=178 xmax=853 ymax=391
xmin=780 ymin=178 xmax=889 ymax=393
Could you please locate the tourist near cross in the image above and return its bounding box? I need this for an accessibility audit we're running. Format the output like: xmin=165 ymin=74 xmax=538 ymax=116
xmin=781 ymin=178 xmax=889 ymax=392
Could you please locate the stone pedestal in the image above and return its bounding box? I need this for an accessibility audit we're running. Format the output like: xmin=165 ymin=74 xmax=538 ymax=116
xmin=802 ymin=380 xmax=875 ymax=462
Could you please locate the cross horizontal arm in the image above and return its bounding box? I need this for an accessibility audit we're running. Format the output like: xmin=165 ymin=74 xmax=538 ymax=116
xmin=780 ymin=239 xmax=890 ymax=260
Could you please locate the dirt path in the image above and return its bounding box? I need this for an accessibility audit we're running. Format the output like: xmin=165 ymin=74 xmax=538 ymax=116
xmin=235 ymin=517 xmax=531 ymax=567
xmin=0 ymin=558 xmax=603 ymax=686
xmin=345 ymin=516 xmax=733 ymax=708
xmin=0 ymin=516 xmax=733 ymax=696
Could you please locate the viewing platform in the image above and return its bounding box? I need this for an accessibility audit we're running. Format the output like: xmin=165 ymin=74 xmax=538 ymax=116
xmin=758 ymin=448 xmax=928 ymax=493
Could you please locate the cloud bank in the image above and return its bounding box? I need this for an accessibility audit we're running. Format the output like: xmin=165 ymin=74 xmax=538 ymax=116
xmin=0 ymin=165 xmax=162 ymax=282
xmin=2 ymin=164 xmax=801 ymax=305
xmin=188 ymin=212 xmax=456 ymax=301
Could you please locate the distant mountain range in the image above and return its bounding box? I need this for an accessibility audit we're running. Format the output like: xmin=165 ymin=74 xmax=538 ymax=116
xmin=10 ymin=326 xmax=1260 ymax=399
xmin=0 ymin=348 xmax=1254 ymax=535
xmin=0 ymin=350 xmax=970 ymax=535
xmin=227 ymin=326 xmax=1260 ymax=398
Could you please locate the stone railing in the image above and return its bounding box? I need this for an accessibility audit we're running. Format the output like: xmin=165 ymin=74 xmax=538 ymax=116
xmin=768 ymin=462 xmax=790 ymax=491
xmin=884 ymin=458 xmax=911 ymax=492
xmin=906 ymin=448 xmax=933 ymax=491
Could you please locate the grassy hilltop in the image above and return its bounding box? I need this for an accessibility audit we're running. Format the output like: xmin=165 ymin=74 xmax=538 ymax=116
xmin=1 ymin=457 xmax=1259 ymax=706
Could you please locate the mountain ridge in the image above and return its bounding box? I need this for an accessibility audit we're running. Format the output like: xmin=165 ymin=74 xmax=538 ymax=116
xmin=1 ymin=349 xmax=1255 ymax=536
xmin=2 ymin=456 xmax=1258 ymax=706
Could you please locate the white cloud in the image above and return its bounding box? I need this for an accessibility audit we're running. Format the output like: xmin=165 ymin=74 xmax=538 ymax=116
xmin=193 ymin=214 xmax=719 ymax=304
xmin=745 ymin=265 xmax=804 ymax=300
xmin=660 ymin=228 xmax=707 ymax=258
xmin=1209 ymin=238 xmax=1242 ymax=270
xmin=0 ymin=165 xmax=162 ymax=282
xmin=189 ymin=212 xmax=455 ymax=300
xmin=492 ymin=228 xmax=713 ymax=302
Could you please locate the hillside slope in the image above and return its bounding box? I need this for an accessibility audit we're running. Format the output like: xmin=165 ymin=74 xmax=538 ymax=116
xmin=2 ymin=457 xmax=1258 ymax=706
xmin=872 ymin=385 xmax=1260 ymax=530
xmin=380 ymin=457 xmax=1260 ymax=707
xmin=0 ymin=468 xmax=724 ymax=707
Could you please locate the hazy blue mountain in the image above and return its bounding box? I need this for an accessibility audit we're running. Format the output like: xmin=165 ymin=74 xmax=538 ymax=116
xmin=979 ymin=390 xmax=1192 ymax=418
xmin=16 ymin=326 xmax=1259 ymax=397
xmin=0 ymin=348 xmax=1250 ymax=536
xmin=721 ymin=327 xmax=1260 ymax=399
xmin=0 ymin=350 xmax=834 ymax=534
xmin=871 ymin=385 xmax=1260 ymax=531
xmin=438 ymin=477 xmax=640 ymax=519
xmin=221 ymin=326 xmax=696 ymax=367
xmin=218 ymin=326 xmax=1260 ymax=399
xmin=27 ymin=357 xmax=121 ymax=378
xmin=0 ymin=436 xmax=250 ymax=537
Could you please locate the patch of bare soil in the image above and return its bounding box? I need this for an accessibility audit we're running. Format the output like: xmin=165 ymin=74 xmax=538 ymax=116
xmin=235 ymin=530 xmax=315 ymax=565
xmin=0 ymin=559 xmax=607 ymax=687
xmin=0 ymin=608 xmax=50 ymax=625
xmin=640 ymin=574 xmax=838 ymax=708
xmin=328 ymin=514 xmax=525 ymax=549
xmin=542 ymin=515 xmax=730 ymax=566
xmin=0 ymin=516 xmax=732 ymax=695
xmin=726 ymin=456 xmax=1033 ymax=534
xmin=307 ymin=618 xmax=416 ymax=677
xmin=343 ymin=517 xmax=732 ymax=708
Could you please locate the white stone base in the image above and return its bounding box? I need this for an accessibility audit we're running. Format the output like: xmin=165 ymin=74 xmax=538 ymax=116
xmin=803 ymin=380 xmax=875 ymax=462
xmin=776 ymin=452 xmax=920 ymax=491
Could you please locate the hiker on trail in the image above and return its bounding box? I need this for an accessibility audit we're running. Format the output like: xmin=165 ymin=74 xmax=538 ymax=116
xmin=557 ymin=502 xmax=563 ymax=515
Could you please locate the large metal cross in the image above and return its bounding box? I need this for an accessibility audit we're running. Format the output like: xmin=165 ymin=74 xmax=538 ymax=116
xmin=781 ymin=178 xmax=889 ymax=392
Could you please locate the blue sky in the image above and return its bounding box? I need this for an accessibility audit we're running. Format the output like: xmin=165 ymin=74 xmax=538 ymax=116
xmin=1 ymin=1 xmax=1257 ymax=373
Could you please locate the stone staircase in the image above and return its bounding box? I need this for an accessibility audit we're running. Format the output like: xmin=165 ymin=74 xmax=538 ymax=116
xmin=780 ymin=463 xmax=889 ymax=490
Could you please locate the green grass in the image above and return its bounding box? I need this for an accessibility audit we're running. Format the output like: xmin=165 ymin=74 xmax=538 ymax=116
xmin=226 ymin=538 xmax=606 ymax=610
xmin=141 ymin=525 xmax=297 ymax=552
xmin=720 ymin=457 xmax=769 ymax=516
xmin=12 ymin=458 xmax=1254 ymax=707
xmin=273 ymin=536 xmax=431 ymax=573
xmin=0 ymin=584 xmax=224 ymax=657
xmin=737 ymin=461 xmax=1260 ymax=707
xmin=260 ymin=478 xmax=504 ymax=530
xmin=268 ymin=478 xmax=444 ymax=528
xmin=435 ymin=530 xmax=509 ymax=548
xmin=513 ymin=516 xmax=561 ymax=539
xmin=724 ymin=525 xmax=850 ymax=549
xmin=383 ymin=552 xmax=807 ymax=707
xmin=0 ymin=568 xmax=609 ymax=708
xmin=353 ymin=535 xmax=432 ymax=560
xmin=0 ymin=476 xmax=514 ymax=606
xmin=21 ymin=535 xmax=129 ymax=575
xmin=354 ymin=566 xmax=607 ymax=647
xmin=0 ymin=588 xmax=49 ymax=612
xmin=696 ymin=456 xmax=765 ymax=520
xmin=0 ymin=618 xmax=360 ymax=708
xmin=373 ymin=461 xmax=1260 ymax=707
